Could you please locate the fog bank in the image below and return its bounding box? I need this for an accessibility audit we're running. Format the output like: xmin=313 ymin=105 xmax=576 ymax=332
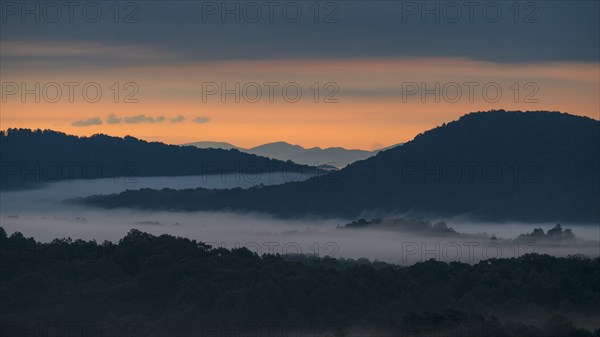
xmin=1 ymin=175 xmax=598 ymax=265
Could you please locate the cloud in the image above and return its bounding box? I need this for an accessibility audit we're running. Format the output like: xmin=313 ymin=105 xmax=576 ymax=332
xmin=170 ymin=115 xmax=185 ymax=124
xmin=72 ymin=117 xmax=102 ymax=127
xmin=105 ymin=114 xmax=184 ymax=125
xmin=124 ymin=115 xmax=165 ymax=124
xmin=106 ymin=114 xmax=122 ymax=124
xmin=2 ymin=2 xmax=598 ymax=68
xmin=192 ymin=117 xmax=211 ymax=124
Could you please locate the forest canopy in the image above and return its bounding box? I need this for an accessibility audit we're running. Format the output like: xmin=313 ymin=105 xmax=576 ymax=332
xmin=1 ymin=227 xmax=599 ymax=336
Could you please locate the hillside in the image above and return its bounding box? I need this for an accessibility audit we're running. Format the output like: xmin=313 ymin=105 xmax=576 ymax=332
xmin=78 ymin=110 xmax=600 ymax=222
xmin=2 ymin=227 xmax=599 ymax=336
xmin=0 ymin=129 xmax=320 ymax=190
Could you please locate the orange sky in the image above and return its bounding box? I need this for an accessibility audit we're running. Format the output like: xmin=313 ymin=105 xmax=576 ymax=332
xmin=1 ymin=58 xmax=598 ymax=150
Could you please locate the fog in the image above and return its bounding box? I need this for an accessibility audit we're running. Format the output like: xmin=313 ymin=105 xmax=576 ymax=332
xmin=1 ymin=175 xmax=598 ymax=265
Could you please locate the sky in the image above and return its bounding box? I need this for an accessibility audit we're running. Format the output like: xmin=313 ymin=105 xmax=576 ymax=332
xmin=1 ymin=0 xmax=598 ymax=150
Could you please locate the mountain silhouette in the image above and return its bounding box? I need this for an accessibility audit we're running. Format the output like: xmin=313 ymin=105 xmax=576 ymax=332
xmin=182 ymin=141 xmax=242 ymax=151
xmin=247 ymin=142 xmax=378 ymax=168
xmin=183 ymin=140 xmax=403 ymax=168
xmin=0 ymin=129 xmax=320 ymax=189
xmin=78 ymin=110 xmax=600 ymax=223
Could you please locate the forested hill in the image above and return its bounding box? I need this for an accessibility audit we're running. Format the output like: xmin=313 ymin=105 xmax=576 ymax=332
xmin=0 ymin=129 xmax=320 ymax=189
xmin=1 ymin=227 xmax=599 ymax=336
xmin=79 ymin=110 xmax=600 ymax=223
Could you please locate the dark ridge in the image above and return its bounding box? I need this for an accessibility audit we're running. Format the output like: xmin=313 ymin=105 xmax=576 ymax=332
xmin=0 ymin=128 xmax=322 ymax=190
xmin=77 ymin=110 xmax=600 ymax=223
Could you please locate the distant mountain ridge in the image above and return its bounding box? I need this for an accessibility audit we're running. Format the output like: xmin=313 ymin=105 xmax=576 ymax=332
xmin=183 ymin=140 xmax=403 ymax=168
xmin=183 ymin=141 xmax=242 ymax=151
xmin=81 ymin=110 xmax=600 ymax=223
xmin=0 ymin=129 xmax=320 ymax=190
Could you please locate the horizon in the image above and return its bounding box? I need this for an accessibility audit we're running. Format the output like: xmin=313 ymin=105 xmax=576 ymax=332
xmin=2 ymin=61 xmax=598 ymax=149
xmin=2 ymin=0 xmax=599 ymax=149
xmin=2 ymin=109 xmax=597 ymax=151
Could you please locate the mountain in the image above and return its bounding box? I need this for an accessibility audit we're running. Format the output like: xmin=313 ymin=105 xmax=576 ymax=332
xmin=182 ymin=141 xmax=241 ymax=151
xmin=78 ymin=110 xmax=600 ymax=223
xmin=376 ymin=143 xmax=405 ymax=152
xmin=247 ymin=142 xmax=386 ymax=168
xmin=184 ymin=140 xmax=402 ymax=168
xmin=0 ymin=129 xmax=320 ymax=190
